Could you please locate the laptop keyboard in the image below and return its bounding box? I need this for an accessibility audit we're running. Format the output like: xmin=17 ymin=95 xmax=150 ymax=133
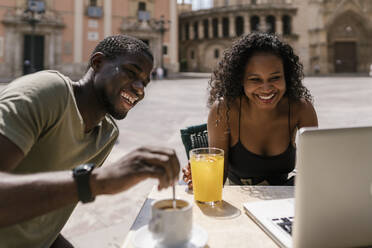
xmin=272 ymin=217 xmax=294 ymax=235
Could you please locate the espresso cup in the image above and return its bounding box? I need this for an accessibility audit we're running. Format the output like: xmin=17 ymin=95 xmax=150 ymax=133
xmin=148 ymin=199 xmax=193 ymax=247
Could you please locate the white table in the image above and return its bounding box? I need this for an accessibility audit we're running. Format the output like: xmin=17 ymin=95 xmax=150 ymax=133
xmin=122 ymin=185 xmax=294 ymax=248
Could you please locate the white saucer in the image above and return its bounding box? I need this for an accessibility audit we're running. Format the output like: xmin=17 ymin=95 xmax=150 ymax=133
xmin=132 ymin=224 xmax=208 ymax=248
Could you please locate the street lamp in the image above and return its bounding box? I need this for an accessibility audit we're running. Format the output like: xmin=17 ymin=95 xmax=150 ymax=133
xmin=23 ymin=0 xmax=45 ymax=74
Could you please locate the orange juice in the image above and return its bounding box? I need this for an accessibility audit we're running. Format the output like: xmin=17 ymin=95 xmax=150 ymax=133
xmin=190 ymin=149 xmax=224 ymax=203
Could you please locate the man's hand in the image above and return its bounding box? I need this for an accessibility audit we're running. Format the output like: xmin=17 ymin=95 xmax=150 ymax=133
xmin=0 ymin=146 xmax=180 ymax=228
xmin=92 ymin=146 xmax=180 ymax=195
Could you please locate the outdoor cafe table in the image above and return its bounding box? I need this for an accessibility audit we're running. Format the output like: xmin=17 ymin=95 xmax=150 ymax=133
xmin=121 ymin=185 xmax=294 ymax=248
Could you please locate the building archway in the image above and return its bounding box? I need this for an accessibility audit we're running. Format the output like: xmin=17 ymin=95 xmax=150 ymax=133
xmin=23 ymin=34 xmax=45 ymax=74
xmin=121 ymin=18 xmax=163 ymax=68
xmin=327 ymin=10 xmax=371 ymax=73
xmin=1 ymin=8 xmax=64 ymax=78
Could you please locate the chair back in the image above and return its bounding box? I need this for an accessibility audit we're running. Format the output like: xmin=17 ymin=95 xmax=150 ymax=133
xmin=180 ymin=123 xmax=208 ymax=159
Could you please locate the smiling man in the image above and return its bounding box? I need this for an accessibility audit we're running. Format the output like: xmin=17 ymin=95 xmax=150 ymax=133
xmin=0 ymin=35 xmax=180 ymax=248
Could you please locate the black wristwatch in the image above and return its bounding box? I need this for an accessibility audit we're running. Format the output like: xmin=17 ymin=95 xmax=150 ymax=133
xmin=72 ymin=163 xmax=96 ymax=203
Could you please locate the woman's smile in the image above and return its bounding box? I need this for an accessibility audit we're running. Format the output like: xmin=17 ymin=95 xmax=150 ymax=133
xmin=256 ymin=92 xmax=276 ymax=102
xmin=243 ymin=53 xmax=286 ymax=109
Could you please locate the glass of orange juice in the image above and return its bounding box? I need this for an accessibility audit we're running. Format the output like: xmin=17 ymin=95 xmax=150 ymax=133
xmin=189 ymin=147 xmax=224 ymax=205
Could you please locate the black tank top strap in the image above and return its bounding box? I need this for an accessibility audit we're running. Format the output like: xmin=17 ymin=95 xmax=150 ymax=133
xmin=238 ymin=96 xmax=242 ymax=142
xmin=288 ymin=100 xmax=291 ymax=141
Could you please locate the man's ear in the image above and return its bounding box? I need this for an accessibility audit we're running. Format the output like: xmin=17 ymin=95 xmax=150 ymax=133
xmin=90 ymin=52 xmax=105 ymax=72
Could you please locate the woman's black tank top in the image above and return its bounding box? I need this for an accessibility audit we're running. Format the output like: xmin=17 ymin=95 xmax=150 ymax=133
xmin=228 ymin=97 xmax=296 ymax=185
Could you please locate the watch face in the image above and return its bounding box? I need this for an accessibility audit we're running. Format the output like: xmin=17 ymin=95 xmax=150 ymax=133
xmin=74 ymin=164 xmax=95 ymax=176
xmin=72 ymin=163 xmax=96 ymax=203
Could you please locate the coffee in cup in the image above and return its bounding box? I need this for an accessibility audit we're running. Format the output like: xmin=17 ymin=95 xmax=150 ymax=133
xmin=148 ymin=199 xmax=193 ymax=247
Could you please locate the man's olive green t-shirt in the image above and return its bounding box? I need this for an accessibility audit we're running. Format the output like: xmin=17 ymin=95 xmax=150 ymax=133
xmin=0 ymin=70 xmax=119 ymax=248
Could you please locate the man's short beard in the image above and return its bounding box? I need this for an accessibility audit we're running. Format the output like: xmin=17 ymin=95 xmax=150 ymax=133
xmin=100 ymin=90 xmax=127 ymax=120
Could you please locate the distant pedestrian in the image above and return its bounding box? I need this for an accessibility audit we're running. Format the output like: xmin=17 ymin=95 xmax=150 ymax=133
xmin=369 ymin=64 xmax=372 ymax=77
xmin=151 ymin=69 xmax=157 ymax=80
xmin=23 ymin=60 xmax=31 ymax=75
xmin=157 ymin=66 xmax=164 ymax=80
xmin=314 ymin=63 xmax=320 ymax=75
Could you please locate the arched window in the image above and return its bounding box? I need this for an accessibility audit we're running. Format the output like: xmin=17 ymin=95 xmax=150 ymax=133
xmin=185 ymin=23 xmax=190 ymax=40
xmin=214 ymin=49 xmax=219 ymax=59
xmin=193 ymin=22 xmax=199 ymax=40
xmin=282 ymin=15 xmax=292 ymax=35
xmin=266 ymin=15 xmax=276 ymax=33
xmin=235 ymin=16 xmax=244 ymax=36
xmin=222 ymin=17 xmax=229 ymax=37
xmin=212 ymin=18 xmax=218 ymax=38
xmin=250 ymin=16 xmax=259 ymax=32
xmin=203 ymin=19 xmax=209 ymax=39
xmin=190 ymin=50 xmax=195 ymax=60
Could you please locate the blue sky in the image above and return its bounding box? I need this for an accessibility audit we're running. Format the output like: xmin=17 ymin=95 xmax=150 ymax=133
xmin=177 ymin=0 xmax=213 ymax=10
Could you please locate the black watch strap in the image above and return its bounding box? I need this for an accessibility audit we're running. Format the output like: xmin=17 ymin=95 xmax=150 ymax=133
xmin=72 ymin=163 xmax=95 ymax=203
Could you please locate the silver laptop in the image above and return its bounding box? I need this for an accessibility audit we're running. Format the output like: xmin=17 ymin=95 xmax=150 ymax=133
xmin=244 ymin=126 xmax=372 ymax=248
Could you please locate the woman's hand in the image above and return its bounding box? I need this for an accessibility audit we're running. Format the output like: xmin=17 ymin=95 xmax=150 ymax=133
xmin=182 ymin=162 xmax=193 ymax=190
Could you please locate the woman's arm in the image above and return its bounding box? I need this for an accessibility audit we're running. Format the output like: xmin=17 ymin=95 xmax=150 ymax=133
xmin=207 ymin=100 xmax=231 ymax=183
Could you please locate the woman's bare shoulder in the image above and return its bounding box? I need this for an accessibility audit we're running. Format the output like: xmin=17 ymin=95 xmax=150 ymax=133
xmin=290 ymin=98 xmax=318 ymax=128
xmin=291 ymin=98 xmax=313 ymax=110
xmin=208 ymin=97 xmax=241 ymax=131
xmin=210 ymin=98 xmax=240 ymax=115
xmin=290 ymin=98 xmax=315 ymax=114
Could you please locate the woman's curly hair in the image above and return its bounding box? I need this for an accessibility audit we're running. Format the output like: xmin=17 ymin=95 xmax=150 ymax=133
xmin=208 ymin=32 xmax=312 ymax=108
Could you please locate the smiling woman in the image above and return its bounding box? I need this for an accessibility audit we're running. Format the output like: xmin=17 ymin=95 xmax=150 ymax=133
xmin=183 ymin=32 xmax=318 ymax=188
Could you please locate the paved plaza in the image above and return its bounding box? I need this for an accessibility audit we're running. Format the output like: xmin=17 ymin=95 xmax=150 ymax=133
xmin=1 ymin=76 xmax=372 ymax=247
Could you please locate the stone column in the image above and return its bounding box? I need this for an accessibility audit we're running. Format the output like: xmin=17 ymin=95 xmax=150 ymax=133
xmin=74 ymin=0 xmax=83 ymax=64
xmin=104 ymin=0 xmax=112 ymax=38
xmin=190 ymin=21 xmax=194 ymax=40
xmin=319 ymin=31 xmax=328 ymax=74
xmin=169 ymin=0 xmax=179 ymax=72
xmin=209 ymin=17 xmax=213 ymax=38
xmin=4 ymin=29 xmax=14 ymax=77
xmin=56 ymin=32 xmax=62 ymax=65
xmin=199 ymin=19 xmax=204 ymax=39
xmin=258 ymin=15 xmax=264 ymax=32
xmin=14 ymin=32 xmax=22 ymax=77
xmin=276 ymin=15 xmax=282 ymax=35
xmin=218 ymin=17 xmax=223 ymax=38
xmin=229 ymin=14 xmax=235 ymax=37
xmin=244 ymin=15 xmax=250 ymax=34
xmin=49 ymin=33 xmax=55 ymax=68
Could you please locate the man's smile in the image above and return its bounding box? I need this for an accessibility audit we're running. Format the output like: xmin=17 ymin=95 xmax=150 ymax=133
xmin=120 ymin=90 xmax=139 ymax=107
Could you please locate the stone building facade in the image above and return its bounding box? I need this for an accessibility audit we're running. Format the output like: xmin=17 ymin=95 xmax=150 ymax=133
xmin=179 ymin=0 xmax=372 ymax=75
xmin=0 ymin=0 xmax=178 ymax=80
